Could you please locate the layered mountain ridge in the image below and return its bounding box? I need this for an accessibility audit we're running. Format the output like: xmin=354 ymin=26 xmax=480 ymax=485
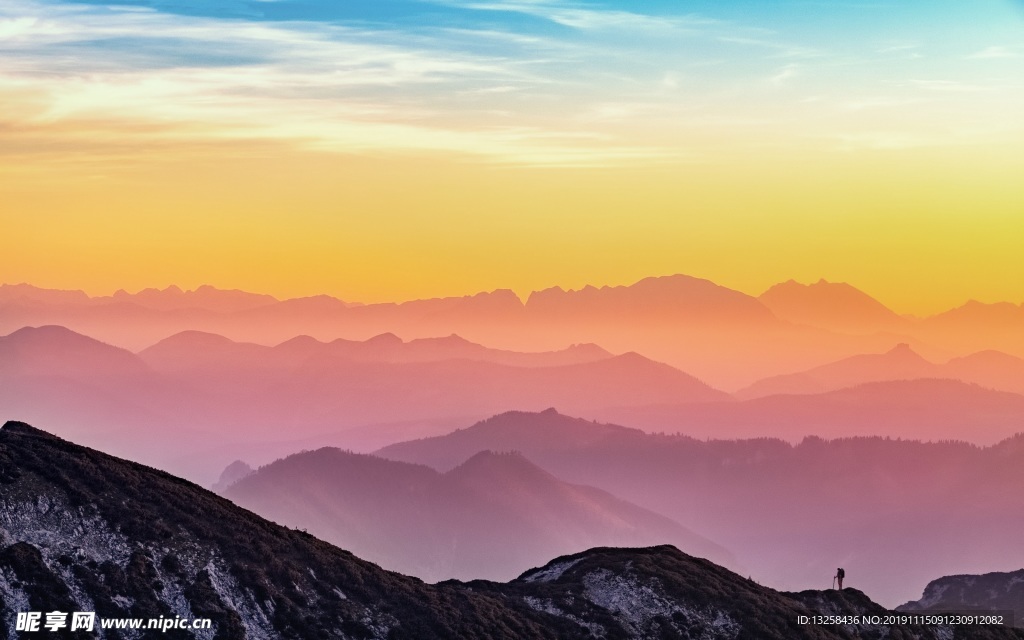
xmin=379 ymin=409 xmax=1024 ymax=606
xmin=2 ymin=420 xmax=1019 ymax=639
xmin=5 ymin=274 xmax=1024 ymax=389
xmin=223 ymin=447 xmax=733 ymax=582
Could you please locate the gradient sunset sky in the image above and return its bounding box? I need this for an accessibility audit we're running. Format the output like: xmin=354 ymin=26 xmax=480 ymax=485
xmin=2 ymin=0 xmax=1022 ymax=314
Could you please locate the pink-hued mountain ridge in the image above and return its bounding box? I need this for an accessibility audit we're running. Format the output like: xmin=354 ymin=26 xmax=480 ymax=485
xmin=378 ymin=409 xmax=1024 ymax=607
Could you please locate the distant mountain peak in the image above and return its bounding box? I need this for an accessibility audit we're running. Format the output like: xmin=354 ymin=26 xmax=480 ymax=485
xmin=1 ymin=326 xmax=147 ymax=380
xmin=366 ymin=332 xmax=403 ymax=345
xmin=151 ymin=330 xmax=236 ymax=347
xmin=448 ymin=449 xmax=545 ymax=479
xmin=758 ymin=279 xmax=903 ymax=332
xmin=887 ymin=342 xmax=918 ymax=356
xmin=410 ymin=333 xmax=475 ymax=347
xmin=8 ymin=324 xmax=88 ymax=341
xmin=446 ymin=449 xmax=552 ymax=480
xmin=523 ymin=274 xmax=772 ymax=323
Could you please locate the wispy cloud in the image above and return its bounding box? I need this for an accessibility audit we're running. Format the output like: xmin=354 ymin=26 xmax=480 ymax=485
xmin=718 ymin=36 xmax=822 ymax=60
xmin=0 ymin=0 xmax=679 ymax=166
xmin=967 ymin=46 xmax=1020 ymax=60
xmin=2 ymin=0 xmax=1018 ymax=167
xmin=909 ymin=79 xmax=993 ymax=93
xmin=768 ymin=64 xmax=800 ymax=85
xmin=432 ymin=0 xmax=716 ymax=33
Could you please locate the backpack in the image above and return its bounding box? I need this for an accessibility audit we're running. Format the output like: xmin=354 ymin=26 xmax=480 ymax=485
xmin=838 ymin=568 xmax=845 ymax=579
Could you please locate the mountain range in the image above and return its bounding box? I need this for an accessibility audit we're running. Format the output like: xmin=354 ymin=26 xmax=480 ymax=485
xmin=757 ymin=279 xmax=909 ymax=333
xmin=378 ymin=409 xmax=1024 ymax=606
xmin=9 ymin=274 xmax=1023 ymax=389
xmin=598 ymin=378 xmax=1024 ymax=444
xmin=3 ymin=420 xmax=1020 ymax=639
xmin=8 ymin=323 xmax=1024 ymax=484
xmin=223 ymin=448 xmax=733 ymax=582
xmin=0 ymin=325 xmax=722 ymax=481
xmin=737 ymin=342 xmax=1024 ymax=399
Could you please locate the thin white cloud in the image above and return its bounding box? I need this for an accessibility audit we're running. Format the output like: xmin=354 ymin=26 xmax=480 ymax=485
xmin=718 ymin=36 xmax=822 ymax=60
xmin=3 ymin=0 xmax=1018 ymax=167
xmin=768 ymin=64 xmax=799 ymax=85
xmin=910 ymin=79 xmax=992 ymax=93
xmin=0 ymin=0 xmax=677 ymax=166
xmin=438 ymin=0 xmax=716 ymax=33
xmin=967 ymin=46 xmax=1020 ymax=60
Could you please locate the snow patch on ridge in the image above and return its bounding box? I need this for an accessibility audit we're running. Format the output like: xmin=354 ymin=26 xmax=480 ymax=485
xmin=582 ymin=568 xmax=740 ymax=639
xmin=521 ymin=596 xmax=606 ymax=638
xmin=522 ymin=558 xmax=583 ymax=583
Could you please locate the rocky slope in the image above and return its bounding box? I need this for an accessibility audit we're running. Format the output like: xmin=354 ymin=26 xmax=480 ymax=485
xmin=1 ymin=421 xmax=1020 ymax=639
xmin=899 ymin=569 xmax=1024 ymax=627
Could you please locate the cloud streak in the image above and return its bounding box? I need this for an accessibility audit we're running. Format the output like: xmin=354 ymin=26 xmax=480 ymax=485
xmin=1 ymin=0 xmax=1021 ymax=168
xmin=1 ymin=1 xmax=689 ymax=166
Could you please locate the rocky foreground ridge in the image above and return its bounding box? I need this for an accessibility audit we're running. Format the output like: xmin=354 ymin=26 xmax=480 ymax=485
xmin=899 ymin=569 xmax=1024 ymax=628
xmin=1 ymin=420 xmax=1021 ymax=639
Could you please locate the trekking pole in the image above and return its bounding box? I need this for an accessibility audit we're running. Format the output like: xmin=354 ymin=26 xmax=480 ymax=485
xmin=832 ymin=577 xmax=836 ymax=590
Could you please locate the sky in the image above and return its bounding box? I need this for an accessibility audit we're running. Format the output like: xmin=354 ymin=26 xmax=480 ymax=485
xmin=1 ymin=0 xmax=1023 ymax=314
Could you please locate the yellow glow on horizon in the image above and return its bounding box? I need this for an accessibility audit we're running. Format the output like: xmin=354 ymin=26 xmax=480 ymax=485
xmin=3 ymin=130 xmax=1023 ymax=316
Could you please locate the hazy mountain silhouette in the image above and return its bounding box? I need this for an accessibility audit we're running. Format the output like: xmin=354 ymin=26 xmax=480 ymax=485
xmin=140 ymin=329 xmax=613 ymax=373
xmin=139 ymin=330 xmax=278 ymax=375
xmin=0 ymin=326 xmax=179 ymax=449
xmin=899 ymin=568 xmax=1024 ymax=627
xmin=225 ymin=447 xmax=733 ymax=582
xmin=0 ymin=283 xmax=93 ymax=307
xmin=525 ymin=274 xmax=776 ymax=324
xmin=106 ymin=284 xmax=279 ymax=313
xmin=4 ymin=420 xmax=1013 ymax=639
xmin=736 ymin=343 xmax=937 ymax=398
xmin=379 ymin=409 xmax=1024 ymax=606
xmin=918 ymin=300 xmax=1024 ymax=356
xmin=0 ymin=325 xmax=148 ymax=380
xmin=211 ymin=459 xmax=253 ymax=492
xmin=0 ymin=327 xmax=245 ymax=478
xmin=758 ymin=279 xmax=907 ymax=333
xmin=738 ymin=343 xmax=1024 ymax=399
xmin=12 ymin=276 xmax=1024 ymax=389
xmin=2 ymin=325 xmax=725 ymax=482
xmin=0 ymin=277 xmax=795 ymax=388
xmin=607 ymin=378 xmax=1024 ymax=444
xmin=927 ymin=299 xmax=1024 ymax=328
xmin=0 ymin=283 xmax=280 ymax=314
xmin=945 ymin=350 xmax=1024 ymax=395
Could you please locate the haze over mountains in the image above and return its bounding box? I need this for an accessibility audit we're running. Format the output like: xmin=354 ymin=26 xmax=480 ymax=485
xmin=737 ymin=342 xmax=1024 ymax=399
xmin=5 ymin=316 xmax=1024 ymax=482
xmin=4 ymin=421 xmax=1020 ymax=639
xmin=1 ymin=324 xmax=728 ymax=480
xmin=600 ymin=378 xmax=1024 ymax=444
xmin=5 ymin=274 xmax=1023 ymax=388
xmin=5 ymin=273 xmax=1024 ymax=618
xmin=757 ymin=279 xmax=910 ymax=333
xmin=379 ymin=409 xmax=1024 ymax=606
xmin=224 ymin=447 xmax=734 ymax=582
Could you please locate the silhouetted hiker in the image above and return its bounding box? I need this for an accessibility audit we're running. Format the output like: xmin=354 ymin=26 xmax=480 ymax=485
xmin=835 ymin=567 xmax=845 ymax=590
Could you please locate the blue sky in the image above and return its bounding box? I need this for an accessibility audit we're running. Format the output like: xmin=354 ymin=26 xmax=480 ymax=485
xmin=2 ymin=0 xmax=1024 ymax=309
xmin=1 ymin=0 xmax=1022 ymax=164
